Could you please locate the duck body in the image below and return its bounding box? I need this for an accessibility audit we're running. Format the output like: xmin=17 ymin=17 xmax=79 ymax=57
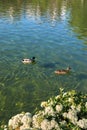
xmin=54 ymin=67 xmax=71 ymax=75
xmin=22 ymin=57 xmax=35 ymax=64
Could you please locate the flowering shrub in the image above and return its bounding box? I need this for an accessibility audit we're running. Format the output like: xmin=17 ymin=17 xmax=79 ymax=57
xmin=8 ymin=88 xmax=87 ymax=130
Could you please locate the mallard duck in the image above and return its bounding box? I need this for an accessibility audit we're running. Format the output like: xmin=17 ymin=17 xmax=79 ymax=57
xmin=54 ymin=67 xmax=71 ymax=75
xmin=22 ymin=57 xmax=35 ymax=64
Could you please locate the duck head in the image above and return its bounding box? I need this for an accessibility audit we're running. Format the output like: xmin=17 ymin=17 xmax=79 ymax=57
xmin=66 ymin=67 xmax=71 ymax=71
xmin=31 ymin=57 xmax=36 ymax=62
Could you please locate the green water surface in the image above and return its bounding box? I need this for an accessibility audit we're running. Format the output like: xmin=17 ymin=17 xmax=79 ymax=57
xmin=0 ymin=0 xmax=87 ymax=124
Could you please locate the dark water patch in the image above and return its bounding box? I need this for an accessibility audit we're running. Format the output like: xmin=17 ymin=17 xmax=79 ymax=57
xmin=76 ymin=73 xmax=87 ymax=80
xmin=42 ymin=62 xmax=57 ymax=69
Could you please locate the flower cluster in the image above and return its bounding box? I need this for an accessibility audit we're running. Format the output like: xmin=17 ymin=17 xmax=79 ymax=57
xmin=8 ymin=112 xmax=32 ymax=130
xmin=8 ymin=88 xmax=87 ymax=130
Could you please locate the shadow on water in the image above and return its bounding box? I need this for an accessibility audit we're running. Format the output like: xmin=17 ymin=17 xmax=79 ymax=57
xmin=76 ymin=73 xmax=87 ymax=80
xmin=42 ymin=63 xmax=56 ymax=68
xmin=41 ymin=62 xmax=60 ymax=69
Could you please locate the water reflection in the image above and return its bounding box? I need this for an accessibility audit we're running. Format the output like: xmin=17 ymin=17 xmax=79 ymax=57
xmin=0 ymin=0 xmax=68 ymax=24
xmin=0 ymin=0 xmax=87 ymax=39
xmin=68 ymin=0 xmax=87 ymax=42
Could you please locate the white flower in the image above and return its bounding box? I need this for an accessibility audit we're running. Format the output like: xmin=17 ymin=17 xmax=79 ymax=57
xmin=44 ymin=106 xmax=55 ymax=116
xmin=76 ymin=104 xmax=81 ymax=112
xmin=32 ymin=115 xmax=40 ymax=128
xmin=55 ymin=95 xmax=61 ymax=100
xmin=67 ymin=109 xmax=78 ymax=125
xmin=56 ymin=104 xmax=63 ymax=113
xmin=63 ymin=112 xmax=67 ymax=118
xmin=63 ymin=92 xmax=67 ymax=97
xmin=21 ymin=112 xmax=32 ymax=127
xmin=68 ymin=98 xmax=73 ymax=103
xmin=8 ymin=119 xmax=13 ymax=128
xmin=8 ymin=113 xmax=32 ymax=130
xmin=85 ymin=102 xmax=87 ymax=109
xmin=41 ymin=119 xmax=60 ymax=130
xmin=20 ymin=124 xmax=30 ymax=130
xmin=50 ymin=119 xmax=60 ymax=129
xmin=4 ymin=125 xmax=7 ymax=130
xmin=60 ymin=121 xmax=67 ymax=126
xmin=41 ymin=101 xmax=48 ymax=108
xmin=41 ymin=119 xmax=51 ymax=130
xmin=50 ymin=100 xmax=54 ymax=106
xmin=77 ymin=118 xmax=87 ymax=129
xmin=71 ymin=105 xmax=76 ymax=110
xmin=32 ymin=112 xmax=43 ymax=129
xmin=8 ymin=113 xmax=24 ymax=129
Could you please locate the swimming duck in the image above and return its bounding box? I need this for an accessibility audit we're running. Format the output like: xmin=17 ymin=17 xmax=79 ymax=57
xmin=54 ymin=67 xmax=71 ymax=75
xmin=22 ymin=57 xmax=36 ymax=64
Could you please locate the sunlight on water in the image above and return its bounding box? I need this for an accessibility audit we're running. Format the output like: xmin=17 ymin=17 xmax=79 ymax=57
xmin=0 ymin=0 xmax=87 ymax=124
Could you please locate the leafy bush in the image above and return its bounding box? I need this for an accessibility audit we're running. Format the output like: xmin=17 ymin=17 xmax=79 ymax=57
xmin=8 ymin=88 xmax=87 ymax=130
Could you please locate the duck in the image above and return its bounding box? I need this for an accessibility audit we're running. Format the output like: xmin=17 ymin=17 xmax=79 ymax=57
xmin=22 ymin=57 xmax=36 ymax=64
xmin=54 ymin=67 xmax=71 ymax=75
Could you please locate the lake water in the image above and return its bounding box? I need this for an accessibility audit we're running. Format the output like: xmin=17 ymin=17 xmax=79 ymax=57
xmin=0 ymin=0 xmax=87 ymax=124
